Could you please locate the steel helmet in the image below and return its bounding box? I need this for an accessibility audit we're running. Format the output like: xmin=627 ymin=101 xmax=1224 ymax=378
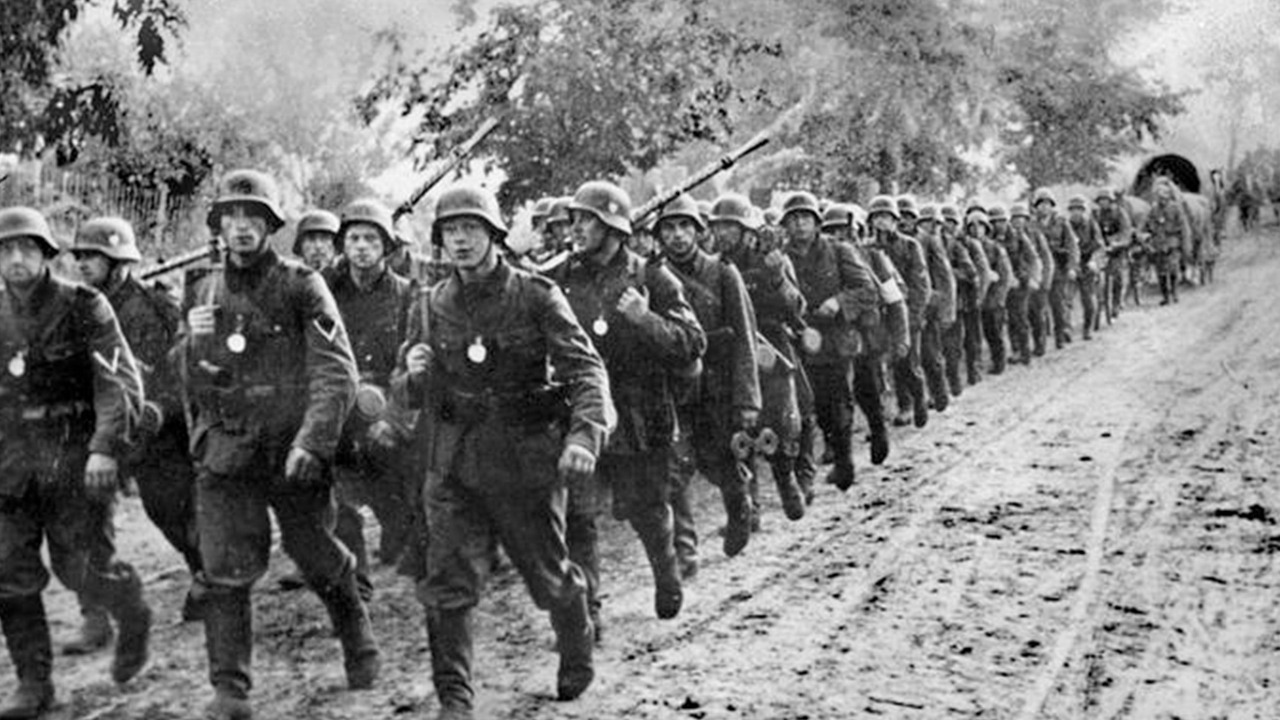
xmin=867 ymin=194 xmax=899 ymax=221
xmin=762 ymin=207 xmax=781 ymax=226
xmin=546 ymin=196 xmax=573 ymax=227
xmin=779 ymin=191 xmax=821 ymax=225
xmin=896 ymin=195 xmax=919 ymax=219
xmin=207 ymin=169 xmax=286 ymax=234
xmin=1066 ymin=195 xmax=1089 ymax=211
xmin=1031 ymin=187 xmax=1057 ymax=208
xmin=0 ymin=207 xmax=59 ymax=257
xmin=987 ymin=204 xmax=1009 ymax=222
xmin=72 ymin=216 xmax=141 ymax=262
xmin=918 ymin=203 xmax=940 ymax=222
xmin=570 ymin=181 xmax=632 ymax=235
xmin=709 ymin=193 xmax=761 ymax=231
xmin=1094 ymin=188 xmax=1115 ymax=203
xmin=696 ymin=200 xmax=712 ymax=226
xmin=966 ymin=210 xmax=992 ymax=230
xmin=939 ymin=204 xmax=961 ymax=223
xmin=1010 ymin=202 xmax=1031 ymax=219
xmin=432 ymin=185 xmax=509 ymax=245
xmin=338 ymin=200 xmax=396 ymax=251
xmin=293 ymin=209 xmax=340 ymax=255
xmin=531 ymin=196 xmax=554 ymax=225
xmin=820 ymin=203 xmax=855 ymax=231
xmin=656 ymin=193 xmax=706 ymax=232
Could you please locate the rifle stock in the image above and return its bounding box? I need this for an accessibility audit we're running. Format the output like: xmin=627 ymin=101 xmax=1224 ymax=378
xmin=393 ymin=117 xmax=501 ymax=222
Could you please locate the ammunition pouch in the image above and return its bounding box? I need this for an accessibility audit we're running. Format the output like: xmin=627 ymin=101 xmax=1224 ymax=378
xmin=435 ymin=384 xmax=571 ymax=430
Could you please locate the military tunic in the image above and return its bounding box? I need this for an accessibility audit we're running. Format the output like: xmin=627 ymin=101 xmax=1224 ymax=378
xmin=1034 ymin=213 xmax=1080 ymax=346
xmin=1069 ymin=214 xmax=1105 ymax=336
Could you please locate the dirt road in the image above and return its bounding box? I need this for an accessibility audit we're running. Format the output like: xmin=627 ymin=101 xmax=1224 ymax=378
xmin=9 ymin=228 xmax=1280 ymax=719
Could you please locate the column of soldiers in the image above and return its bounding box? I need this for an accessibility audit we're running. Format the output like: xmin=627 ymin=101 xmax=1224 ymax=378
xmin=0 ymin=169 xmax=1197 ymax=720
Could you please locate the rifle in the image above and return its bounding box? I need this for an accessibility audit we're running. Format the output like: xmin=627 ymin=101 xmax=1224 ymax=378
xmin=139 ymin=239 xmax=222 ymax=281
xmin=392 ymin=117 xmax=501 ymax=222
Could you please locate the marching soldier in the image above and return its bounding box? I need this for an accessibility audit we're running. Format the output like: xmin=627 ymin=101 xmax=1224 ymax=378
xmin=552 ymin=181 xmax=706 ymax=624
xmin=913 ymin=204 xmax=955 ymax=412
xmin=959 ymin=207 xmax=993 ymax=385
xmin=1142 ymin=180 xmax=1190 ymax=306
xmin=992 ymin=204 xmax=1042 ymax=366
xmin=1016 ymin=202 xmax=1056 ymax=357
xmin=393 ymin=185 xmax=612 ymax=717
xmin=0 ymin=207 xmax=151 ymax=718
xmin=938 ymin=204 xmax=977 ymax=396
xmin=896 ymin=196 xmax=921 ymax=237
xmin=69 ymin=217 xmax=203 ymax=644
xmin=658 ymin=195 xmax=763 ymax=557
xmin=1031 ymin=188 xmax=1080 ymax=349
xmin=867 ymin=196 xmax=932 ymax=428
xmin=782 ymin=192 xmax=880 ymax=491
xmin=710 ymin=193 xmax=809 ymax=512
xmin=322 ymin=199 xmax=417 ymax=599
xmin=178 ymin=169 xmax=376 ymax=720
xmin=1066 ymin=195 xmax=1105 ymax=338
xmin=294 ymin=210 xmax=340 ymax=272
xmin=969 ymin=211 xmax=1013 ymax=375
xmin=1094 ymin=189 xmax=1133 ymax=314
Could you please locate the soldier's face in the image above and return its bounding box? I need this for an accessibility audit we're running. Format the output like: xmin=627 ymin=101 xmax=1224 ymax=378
xmin=871 ymin=213 xmax=896 ymax=233
xmin=1012 ymin=217 xmax=1028 ymax=231
xmin=220 ymin=204 xmax=270 ymax=257
xmin=1069 ymin=208 xmax=1086 ymax=221
xmin=343 ymin=224 xmax=385 ymax=270
xmin=1097 ymin=198 xmax=1113 ymax=211
xmin=942 ymin=219 xmax=958 ymax=238
xmin=657 ymin=216 xmax=699 ymax=259
xmin=74 ymin=251 xmax=112 ymax=288
xmin=439 ymin=216 xmax=493 ymax=270
xmin=1034 ymin=200 xmax=1053 ymax=218
xmin=899 ymin=216 xmax=917 ymax=233
xmin=570 ymin=210 xmax=610 ymax=255
xmin=918 ymin=219 xmax=936 ymax=236
xmin=967 ymin=222 xmax=989 ymax=238
xmin=993 ymin=219 xmax=1009 ymax=235
xmin=298 ymin=233 xmax=337 ymax=271
xmin=0 ymin=237 xmax=47 ymax=288
xmin=782 ymin=212 xmax=818 ymax=243
xmin=710 ymin=221 xmax=744 ymax=252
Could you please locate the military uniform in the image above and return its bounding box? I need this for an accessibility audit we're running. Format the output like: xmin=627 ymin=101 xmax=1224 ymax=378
xmin=1095 ymin=199 xmax=1132 ymax=313
xmin=917 ymin=223 xmax=955 ymax=411
xmin=1034 ymin=211 xmax=1080 ymax=347
xmin=960 ymin=232 xmax=992 ymax=384
xmin=0 ymin=260 xmax=151 ymax=708
xmin=869 ymin=225 xmax=931 ymax=427
xmin=978 ymin=230 xmax=1013 ymax=374
xmin=1068 ymin=208 xmax=1105 ymax=338
xmin=851 ymin=240 xmax=909 ymax=462
xmin=1027 ymin=218 xmax=1057 ymax=356
xmin=940 ymin=218 xmax=976 ymax=396
xmin=1143 ymin=194 xmax=1190 ymax=305
xmin=996 ymin=221 xmax=1042 ymax=365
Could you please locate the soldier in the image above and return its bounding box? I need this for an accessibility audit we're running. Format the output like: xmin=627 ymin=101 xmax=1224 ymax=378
xmin=958 ymin=206 xmax=993 ymax=385
xmin=1066 ymin=195 xmax=1105 ymax=338
xmin=1031 ymin=188 xmax=1080 ymax=348
xmin=914 ymin=204 xmax=955 ymax=411
xmin=1093 ymin=190 xmax=1132 ymax=316
xmin=657 ymin=194 xmax=764 ymax=558
xmin=824 ymin=203 xmax=909 ymax=464
xmin=695 ymin=200 xmax=715 ymax=253
xmin=0 ymin=207 xmax=151 ymax=718
xmin=866 ymin=196 xmax=931 ymax=428
xmin=393 ymin=185 xmax=612 ymax=717
xmin=782 ymin=192 xmax=880 ymax=490
xmin=993 ymin=204 xmax=1042 ymax=366
xmin=1016 ymin=202 xmax=1056 ymax=357
xmin=544 ymin=197 xmax=573 ymax=256
xmin=938 ymin=204 xmax=976 ymax=396
xmin=294 ymin=210 xmax=340 ymax=272
xmin=69 ymin=217 xmax=203 ymax=646
xmin=178 ymin=169 xmax=375 ymax=720
xmin=968 ymin=211 xmax=1013 ymax=375
xmin=322 ymin=199 xmax=417 ymax=600
xmin=552 ymin=181 xmax=705 ymax=624
xmin=711 ymin=193 xmax=809 ymax=512
xmin=1143 ymin=180 xmax=1191 ymax=306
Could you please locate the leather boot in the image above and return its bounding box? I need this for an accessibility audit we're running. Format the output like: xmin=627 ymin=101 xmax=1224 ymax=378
xmin=825 ymin=424 xmax=856 ymax=492
xmin=550 ymin=595 xmax=594 ymax=701
xmin=632 ymin=511 xmax=682 ymax=619
xmin=770 ymin=454 xmax=806 ymax=521
xmin=0 ymin=596 xmax=54 ymax=720
xmin=104 ymin=568 xmax=152 ymax=684
xmin=203 ymin=586 xmax=253 ymax=719
xmin=62 ymin=602 xmax=113 ymax=656
xmin=334 ymin=504 xmax=375 ymax=603
xmin=565 ymin=510 xmax=604 ymax=641
xmin=315 ymin=571 xmax=381 ymax=690
xmin=718 ymin=466 xmax=753 ymax=558
xmin=794 ymin=420 xmax=817 ymax=505
xmin=667 ymin=469 xmax=699 ymax=581
xmin=426 ymin=608 xmax=474 ymax=717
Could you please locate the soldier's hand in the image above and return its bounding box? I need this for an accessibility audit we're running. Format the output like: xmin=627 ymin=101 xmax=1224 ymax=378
xmin=84 ymin=453 xmax=119 ymax=498
xmin=763 ymin=249 xmax=785 ymax=271
xmin=814 ymin=296 xmax=841 ymax=319
xmin=405 ymin=343 xmax=433 ymax=379
xmin=1068 ymin=269 xmax=1078 ymax=281
xmin=367 ymin=420 xmax=399 ymax=450
xmin=893 ymin=338 xmax=911 ymax=361
xmin=558 ymin=444 xmax=596 ymax=483
xmin=284 ymin=446 xmax=324 ymax=486
xmin=187 ymin=304 xmax=218 ymax=337
xmin=616 ymin=286 xmax=650 ymax=323
xmin=737 ymin=408 xmax=760 ymax=431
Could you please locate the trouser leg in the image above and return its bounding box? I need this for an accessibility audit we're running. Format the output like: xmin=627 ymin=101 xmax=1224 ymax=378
xmin=963 ymin=309 xmax=983 ymax=384
xmin=605 ymin=453 xmax=682 ymax=619
xmin=1078 ymin=272 xmax=1096 ymax=338
xmin=0 ymin=594 xmax=54 ymax=718
xmin=852 ymin=354 xmax=889 ymax=464
xmin=920 ymin=315 xmax=949 ymax=412
xmin=942 ymin=319 xmax=965 ymax=395
xmin=808 ymin=361 xmax=856 ymax=491
xmin=982 ymin=306 xmax=1007 ymax=374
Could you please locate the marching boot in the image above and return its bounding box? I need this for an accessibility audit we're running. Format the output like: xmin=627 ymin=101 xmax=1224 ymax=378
xmin=912 ymin=390 xmax=929 ymax=429
xmin=335 ymin=504 xmax=375 ymax=604
xmin=62 ymin=602 xmax=113 ymax=656
xmin=426 ymin=607 xmax=474 ymax=720
xmin=550 ymin=594 xmax=594 ymax=701
xmin=104 ymin=568 xmax=152 ymax=684
xmin=202 ymin=587 xmax=254 ymax=720
xmin=315 ymin=570 xmax=381 ymax=690
xmin=1158 ymin=276 xmax=1170 ymax=305
xmin=825 ymin=425 xmax=856 ymax=492
xmin=770 ymin=454 xmax=806 ymax=521
xmin=633 ymin=511 xmax=683 ymax=619
xmin=667 ymin=469 xmax=699 ymax=581
xmin=0 ymin=596 xmax=54 ymax=720
xmin=565 ymin=510 xmax=604 ymax=640
xmin=795 ymin=417 xmax=818 ymax=505
xmin=719 ymin=469 xmax=753 ymax=558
